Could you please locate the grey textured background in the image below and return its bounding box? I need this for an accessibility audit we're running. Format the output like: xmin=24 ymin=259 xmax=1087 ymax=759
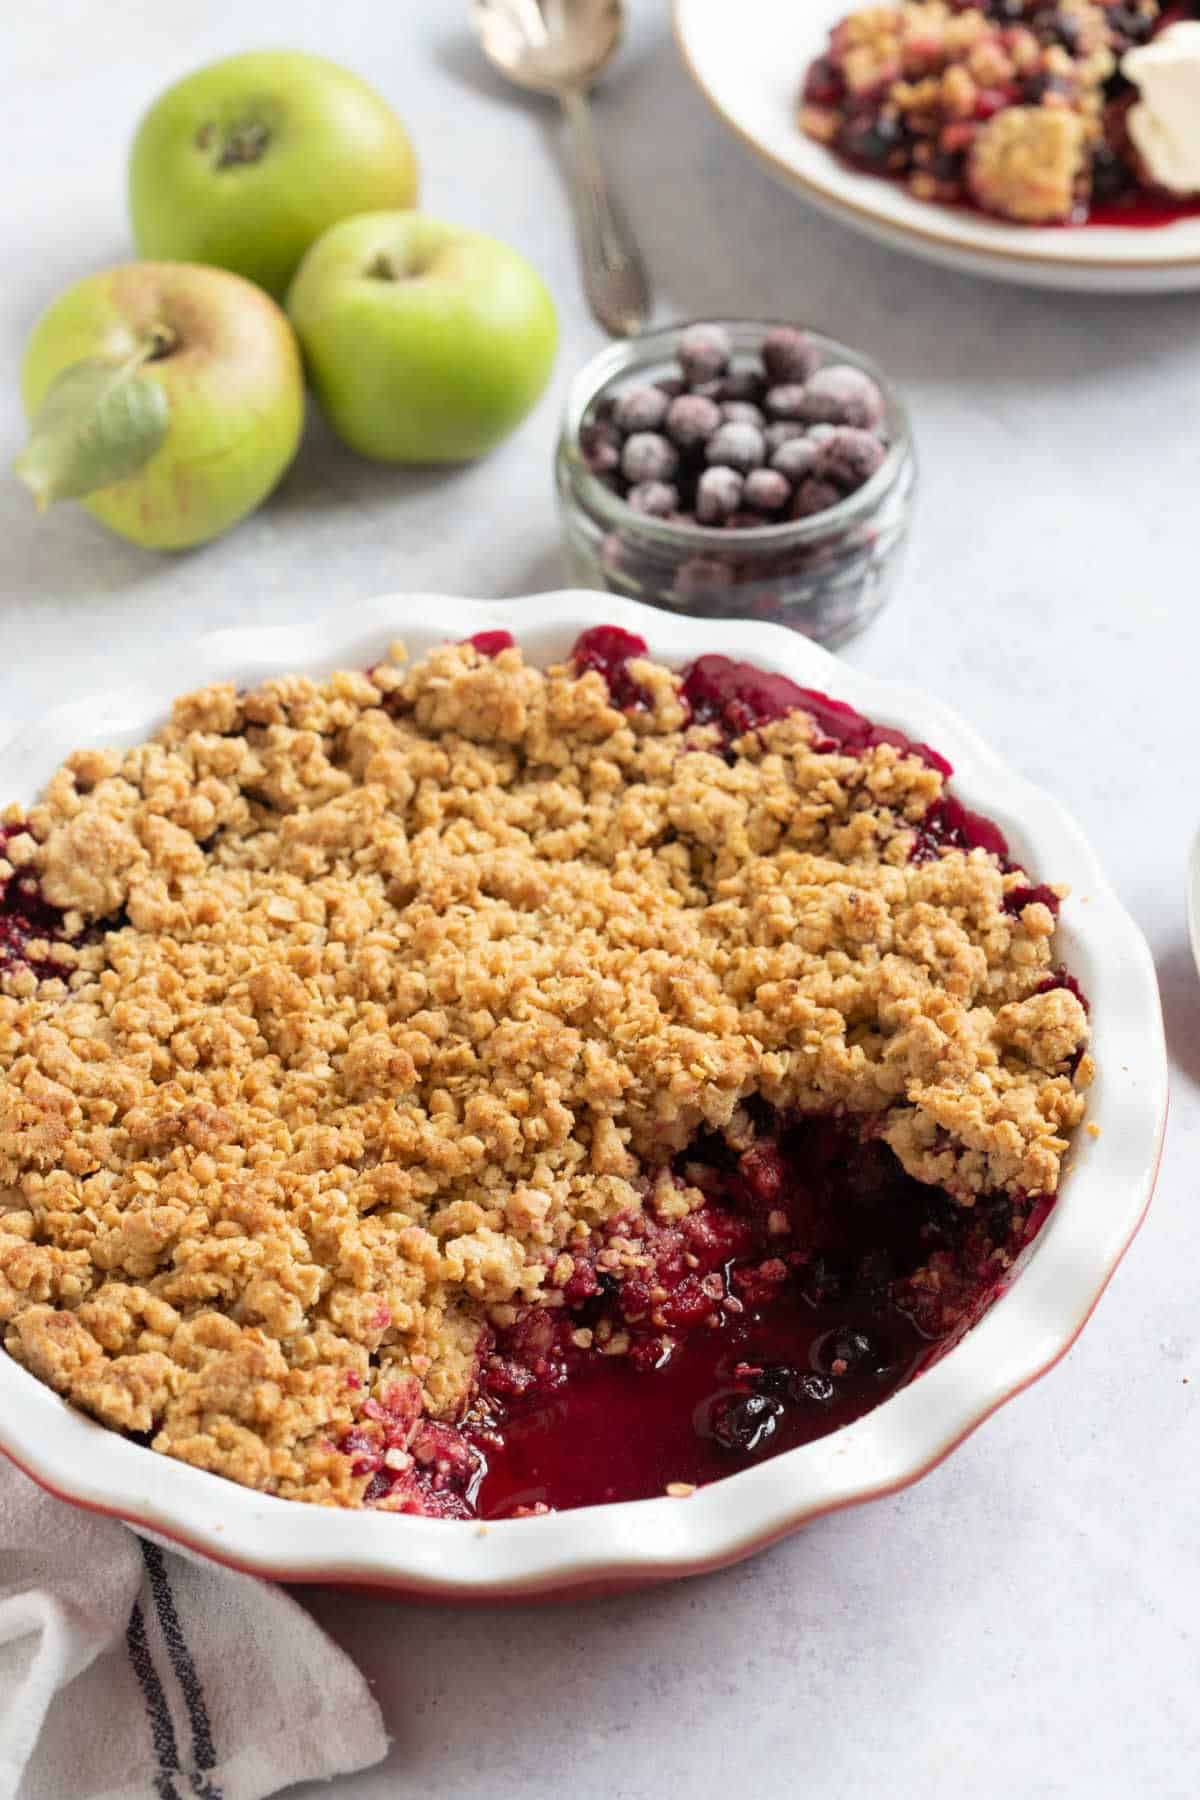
xmin=2 ymin=4 xmax=1198 ymax=1796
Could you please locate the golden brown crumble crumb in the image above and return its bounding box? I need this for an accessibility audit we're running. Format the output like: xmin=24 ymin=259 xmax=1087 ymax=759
xmin=0 ymin=641 xmax=1088 ymax=1506
xmin=969 ymin=107 xmax=1091 ymax=224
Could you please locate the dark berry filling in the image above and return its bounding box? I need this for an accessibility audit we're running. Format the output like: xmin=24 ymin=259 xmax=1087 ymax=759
xmin=570 ymin=624 xmax=654 ymax=709
xmin=1037 ymin=965 xmax=1090 ymax=1013
xmin=0 ymin=826 xmax=81 ymax=980
xmin=341 ymin=1115 xmax=1057 ymax=1519
xmin=909 ymin=795 xmax=1010 ymax=864
xmin=322 ymin=629 xmax=1083 ymax=1520
xmin=1003 ymin=881 xmax=1061 ymax=917
xmin=465 ymin=630 xmax=517 ymax=657
xmin=679 ymin=652 xmax=953 ymax=775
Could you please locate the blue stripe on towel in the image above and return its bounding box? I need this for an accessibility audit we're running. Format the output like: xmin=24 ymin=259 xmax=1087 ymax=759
xmin=140 ymin=1540 xmax=224 ymax=1800
xmin=125 ymin=1598 xmax=183 ymax=1800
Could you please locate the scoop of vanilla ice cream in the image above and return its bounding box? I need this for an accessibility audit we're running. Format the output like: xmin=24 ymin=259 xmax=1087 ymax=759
xmin=1123 ymin=22 xmax=1200 ymax=197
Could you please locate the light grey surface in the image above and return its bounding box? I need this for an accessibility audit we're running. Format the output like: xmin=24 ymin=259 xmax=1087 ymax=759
xmin=1 ymin=5 xmax=1197 ymax=1798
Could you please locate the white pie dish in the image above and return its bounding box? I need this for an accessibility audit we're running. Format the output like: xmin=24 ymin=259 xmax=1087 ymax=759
xmin=674 ymin=0 xmax=1200 ymax=295
xmin=0 ymin=590 xmax=1167 ymax=1601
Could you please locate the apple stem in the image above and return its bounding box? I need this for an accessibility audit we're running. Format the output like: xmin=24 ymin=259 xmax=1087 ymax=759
xmin=365 ymin=251 xmax=432 ymax=284
xmin=196 ymin=119 xmax=271 ymax=168
xmin=144 ymin=323 xmax=178 ymax=361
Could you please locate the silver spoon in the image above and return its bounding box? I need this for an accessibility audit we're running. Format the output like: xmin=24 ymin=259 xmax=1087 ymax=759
xmin=472 ymin=0 xmax=651 ymax=336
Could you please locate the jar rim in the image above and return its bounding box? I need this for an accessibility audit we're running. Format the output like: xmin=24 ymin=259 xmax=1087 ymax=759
xmin=558 ymin=318 xmax=914 ymax=553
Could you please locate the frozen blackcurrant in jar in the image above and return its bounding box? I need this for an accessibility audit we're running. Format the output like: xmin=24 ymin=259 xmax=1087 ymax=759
xmin=557 ymin=320 xmax=916 ymax=646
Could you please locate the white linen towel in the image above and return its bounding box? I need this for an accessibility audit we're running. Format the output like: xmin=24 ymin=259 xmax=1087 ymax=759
xmin=0 ymin=1455 xmax=388 ymax=1800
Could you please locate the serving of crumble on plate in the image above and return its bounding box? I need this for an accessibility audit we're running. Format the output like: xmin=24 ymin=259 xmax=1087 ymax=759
xmin=675 ymin=0 xmax=1200 ymax=291
xmin=798 ymin=0 xmax=1200 ymax=226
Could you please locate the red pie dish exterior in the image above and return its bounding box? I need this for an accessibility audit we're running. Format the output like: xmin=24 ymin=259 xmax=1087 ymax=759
xmin=0 ymin=594 xmax=1166 ymax=1599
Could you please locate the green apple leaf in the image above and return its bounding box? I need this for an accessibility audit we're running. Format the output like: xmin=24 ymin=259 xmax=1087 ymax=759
xmin=14 ymin=354 xmax=169 ymax=509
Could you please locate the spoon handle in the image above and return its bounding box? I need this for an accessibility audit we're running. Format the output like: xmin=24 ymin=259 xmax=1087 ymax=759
xmin=559 ymin=86 xmax=650 ymax=337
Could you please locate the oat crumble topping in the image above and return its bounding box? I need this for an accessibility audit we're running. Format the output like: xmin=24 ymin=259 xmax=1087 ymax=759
xmin=0 ymin=638 xmax=1089 ymax=1508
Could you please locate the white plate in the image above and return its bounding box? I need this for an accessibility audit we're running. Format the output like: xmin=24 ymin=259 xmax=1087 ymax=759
xmin=1188 ymin=830 xmax=1200 ymax=977
xmin=674 ymin=0 xmax=1200 ymax=293
xmin=0 ymin=591 xmax=1167 ymax=1600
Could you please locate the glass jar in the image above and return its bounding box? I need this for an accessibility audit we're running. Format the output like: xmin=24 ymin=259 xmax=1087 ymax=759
xmin=555 ymin=320 xmax=916 ymax=647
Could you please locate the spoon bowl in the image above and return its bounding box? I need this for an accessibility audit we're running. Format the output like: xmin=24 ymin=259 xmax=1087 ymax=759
xmin=471 ymin=0 xmax=650 ymax=335
xmin=472 ymin=0 xmax=623 ymax=94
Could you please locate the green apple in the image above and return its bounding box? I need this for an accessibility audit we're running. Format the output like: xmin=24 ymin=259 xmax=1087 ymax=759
xmin=128 ymin=51 xmax=419 ymax=300
xmin=17 ymin=262 xmax=305 ymax=550
xmin=286 ymin=213 xmax=558 ymax=463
